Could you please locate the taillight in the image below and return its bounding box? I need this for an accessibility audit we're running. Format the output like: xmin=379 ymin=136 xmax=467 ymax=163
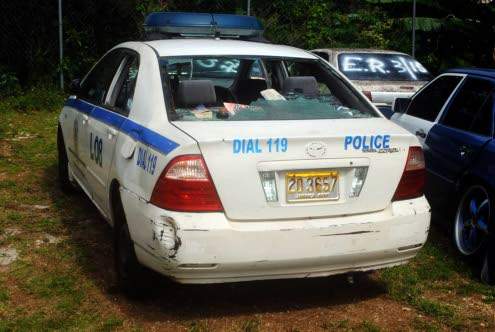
xmin=392 ymin=146 xmax=426 ymax=201
xmin=362 ymin=90 xmax=373 ymax=101
xmin=150 ymin=155 xmax=223 ymax=212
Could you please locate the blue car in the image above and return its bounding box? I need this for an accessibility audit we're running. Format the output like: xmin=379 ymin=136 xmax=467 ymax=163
xmin=391 ymin=68 xmax=495 ymax=284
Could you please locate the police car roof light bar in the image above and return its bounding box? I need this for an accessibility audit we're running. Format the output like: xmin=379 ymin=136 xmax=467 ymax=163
xmin=143 ymin=12 xmax=265 ymax=41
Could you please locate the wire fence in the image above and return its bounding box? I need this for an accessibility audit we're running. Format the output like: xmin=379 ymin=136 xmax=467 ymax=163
xmin=0 ymin=0 xmax=335 ymax=90
xmin=2 ymin=0 xmax=492 ymax=91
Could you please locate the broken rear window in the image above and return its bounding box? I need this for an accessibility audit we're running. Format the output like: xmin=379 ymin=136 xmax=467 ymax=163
xmin=160 ymin=56 xmax=378 ymax=121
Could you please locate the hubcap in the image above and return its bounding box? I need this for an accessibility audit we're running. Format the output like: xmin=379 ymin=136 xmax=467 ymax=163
xmin=455 ymin=185 xmax=490 ymax=256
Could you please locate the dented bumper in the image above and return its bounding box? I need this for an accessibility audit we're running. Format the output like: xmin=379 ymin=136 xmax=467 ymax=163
xmin=121 ymin=188 xmax=430 ymax=284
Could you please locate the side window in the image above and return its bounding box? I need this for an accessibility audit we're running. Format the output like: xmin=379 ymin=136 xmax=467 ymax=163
xmin=113 ymin=55 xmax=139 ymax=116
xmin=80 ymin=50 xmax=124 ymax=105
xmin=407 ymin=75 xmax=463 ymax=121
xmin=441 ymin=77 xmax=494 ymax=136
xmin=248 ymin=60 xmax=265 ymax=80
xmin=471 ymin=94 xmax=494 ymax=136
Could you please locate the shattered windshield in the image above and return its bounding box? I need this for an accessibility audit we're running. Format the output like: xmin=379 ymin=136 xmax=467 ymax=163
xmin=160 ymin=56 xmax=378 ymax=121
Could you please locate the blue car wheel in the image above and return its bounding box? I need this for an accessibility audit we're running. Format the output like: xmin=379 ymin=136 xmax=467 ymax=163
xmin=454 ymin=185 xmax=491 ymax=257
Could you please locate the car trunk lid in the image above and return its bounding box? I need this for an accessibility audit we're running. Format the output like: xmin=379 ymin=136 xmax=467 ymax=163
xmin=173 ymin=118 xmax=415 ymax=221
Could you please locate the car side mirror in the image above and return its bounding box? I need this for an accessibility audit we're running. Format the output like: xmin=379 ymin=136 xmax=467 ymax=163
xmin=69 ymin=79 xmax=81 ymax=95
xmin=393 ymin=97 xmax=410 ymax=114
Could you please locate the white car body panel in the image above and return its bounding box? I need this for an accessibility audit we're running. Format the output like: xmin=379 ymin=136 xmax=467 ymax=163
xmin=174 ymin=119 xmax=417 ymax=220
xmin=146 ymin=39 xmax=316 ymax=59
xmin=58 ymin=39 xmax=431 ymax=284
xmin=122 ymin=187 xmax=429 ymax=284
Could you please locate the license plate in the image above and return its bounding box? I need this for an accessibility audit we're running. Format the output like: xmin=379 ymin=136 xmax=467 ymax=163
xmin=286 ymin=171 xmax=339 ymax=203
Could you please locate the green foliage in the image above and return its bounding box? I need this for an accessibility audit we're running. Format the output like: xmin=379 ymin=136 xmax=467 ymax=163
xmin=0 ymin=68 xmax=21 ymax=97
xmin=417 ymin=299 xmax=454 ymax=320
xmin=259 ymin=0 xmax=392 ymax=50
xmin=136 ymin=0 xmax=169 ymax=17
xmin=189 ymin=321 xmax=211 ymax=332
xmin=360 ymin=320 xmax=381 ymax=332
xmin=0 ymin=87 xmax=65 ymax=112
xmin=2 ymin=0 xmax=494 ymax=86
xmin=100 ymin=316 xmax=124 ymax=332
xmin=368 ymin=0 xmax=495 ymax=72
xmin=239 ymin=318 xmax=261 ymax=332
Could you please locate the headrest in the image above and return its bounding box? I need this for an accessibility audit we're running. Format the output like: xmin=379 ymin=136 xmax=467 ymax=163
xmin=176 ymin=80 xmax=217 ymax=107
xmin=282 ymin=76 xmax=319 ymax=97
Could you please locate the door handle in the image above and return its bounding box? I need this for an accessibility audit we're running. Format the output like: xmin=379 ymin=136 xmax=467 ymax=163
xmin=415 ymin=129 xmax=426 ymax=139
xmin=107 ymin=127 xmax=118 ymax=139
xmin=82 ymin=114 xmax=89 ymax=125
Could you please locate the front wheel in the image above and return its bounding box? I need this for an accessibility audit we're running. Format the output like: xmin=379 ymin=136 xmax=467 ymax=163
xmin=454 ymin=184 xmax=491 ymax=257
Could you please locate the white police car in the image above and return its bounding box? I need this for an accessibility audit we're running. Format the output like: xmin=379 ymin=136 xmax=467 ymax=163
xmin=57 ymin=12 xmax=431 ymax=291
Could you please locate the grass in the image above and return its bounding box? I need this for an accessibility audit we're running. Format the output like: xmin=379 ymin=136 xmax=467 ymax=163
xmin=378 ymin=230 xmax=495 ymax=328
xmin=360 ymin=320 xmax=381 ymax=332
xmin=0 ymin=90 xmax=494 ymax=330
xmin=239 ymin=318 xmax=261 ymax=332
xmin=321 ymin=319 xmax=350 ymax=330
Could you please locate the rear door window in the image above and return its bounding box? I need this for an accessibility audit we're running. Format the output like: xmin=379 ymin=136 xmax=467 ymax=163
xmin=80 ymin=50 xmax=125 ymax=105
xmin=441 ymin=77 xmax=494 ymax=136
xmin=406 ymin=75 xmax=463 ymax=122
xmin=112 ymin=54 xmax=140 ymax=116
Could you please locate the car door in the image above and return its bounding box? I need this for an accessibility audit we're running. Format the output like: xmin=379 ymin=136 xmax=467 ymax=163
xmin=84 ymin=51 xmax=140 ymax=214
xmin=77 ymin=49 xmax=127 ymax=211
xmin=425 ymin=76 xmax=495 ymax=191
xmin=391 ymin=74 xmax=465 ymax=146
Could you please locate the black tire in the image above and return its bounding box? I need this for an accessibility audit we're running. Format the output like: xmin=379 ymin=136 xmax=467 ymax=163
xmin=113 ymin=191 xmax=150 ymax=297
xmin=481 ymin=243 xmax=495 ymax=285
xmin=57 ymin=125 xmax=76 ymax=194
xmin=453 ymin=184 xmax=492 ymax=258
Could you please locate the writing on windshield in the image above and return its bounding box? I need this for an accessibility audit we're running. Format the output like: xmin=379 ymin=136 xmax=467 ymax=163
xmin=338 ymin=53 xmax=431 ymax=81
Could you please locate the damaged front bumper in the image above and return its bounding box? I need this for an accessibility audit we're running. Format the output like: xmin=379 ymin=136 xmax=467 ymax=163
xmin=121 ymin=188 xmax=430 ymax=284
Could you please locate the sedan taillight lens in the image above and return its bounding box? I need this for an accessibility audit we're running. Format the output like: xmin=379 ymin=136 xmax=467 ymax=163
xmin=150 ymin=155 xmax=223 ymax=212
xmin=392 ymin=146 xmax=426 ymax=201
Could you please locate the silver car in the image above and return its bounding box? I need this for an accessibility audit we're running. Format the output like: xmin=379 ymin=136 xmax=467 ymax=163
xmin=311 ymin=48 xmax=432 ymax=106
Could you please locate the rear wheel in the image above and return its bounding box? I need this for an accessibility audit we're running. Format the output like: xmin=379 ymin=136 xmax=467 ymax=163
xmin=454 ymin=184 xmax=491 ymax=257
xmin=113 ymin=190 xmax=149 ymax=297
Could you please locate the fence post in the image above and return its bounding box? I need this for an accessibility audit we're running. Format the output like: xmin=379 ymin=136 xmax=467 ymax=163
xmin=58 ymin=0 xmax=64 ymax=89
xmin=412 ymin=0 xmax=416 ymax=58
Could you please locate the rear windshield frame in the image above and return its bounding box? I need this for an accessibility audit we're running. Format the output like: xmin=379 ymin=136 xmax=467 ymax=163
xmin=157 ymin=54 xmax=381 ymax=122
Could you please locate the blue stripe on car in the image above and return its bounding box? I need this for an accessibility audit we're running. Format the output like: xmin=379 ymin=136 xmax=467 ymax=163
xmin=65 ymin=98 xmax=93 ymax=115
xmin=92 ymin=107 xmax=127 ymax=129
xmin=64 ymin=98 xmax=179 ymax=154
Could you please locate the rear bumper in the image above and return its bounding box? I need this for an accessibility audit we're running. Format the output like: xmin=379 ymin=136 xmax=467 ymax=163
xmin=121 ymin=189 xmax=430 ymax=284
